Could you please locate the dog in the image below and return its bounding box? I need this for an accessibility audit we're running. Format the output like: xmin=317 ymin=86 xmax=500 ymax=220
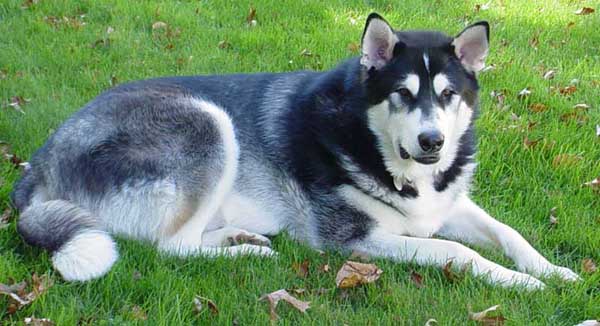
xmin=11 ymin=13 xmax=579 ymax=288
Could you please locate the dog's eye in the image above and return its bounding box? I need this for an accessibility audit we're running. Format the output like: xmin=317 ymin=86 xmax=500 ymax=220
xmin=441 ymin=89 xmax=455 ymax=99
xmin=396 ymin=88 xmax=413 ymax=99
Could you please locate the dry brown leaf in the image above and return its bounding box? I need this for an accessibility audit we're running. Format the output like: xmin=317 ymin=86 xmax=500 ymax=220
xmin=335 ymin=261 xmax=382 ymax=288
xmin=260 ymin=289 xmax=310 ymax=320
xmin=524 ymin=136 xmax=541 ymax=149
xmin=517 ymin=87 xmax=531 ymax=99
xmin=559 ymin=85 xmax=577 ymax=96
xmin=7 ymin=95 xmax=31 ymax=113
xmin=529 ymin=32 xmax=540 ymax=49
xmin=410 ymin=270 xmax=424 ymax=288
xmin=543 ymin=70 xmax=556 ymax=80
xmin=468 ymin=304 xmax=506 ymax=325
xmin=193 ymin=295 xmax=219 ymax=316
xmin=292 ymin=259 xmax=310 ymax=278
xmin=320 ymin=263 xmax=330 ymax=273
xmin=573 ymin=103 xmax=590 ymax=110
xmin=552 ymin=154 xmax=582 ymax=168
xmin=582 ymin=259 xmax=597 ymax=274
xmin=246 ymin=7 xmax=257 ymax=26
xmin=152 ymin=21 xmax=168 ymax=30
xmin=347 ymin=42 xmax=359 ymax=53
xmin=574 ymin=7 xmax=595 ymax=15
xmin=0 ymin=274 xmax=53 ymax=312
xmin=442 ymin=259 xmax=468 ymax=283
xmin=583 ymin=177 xmax=600 ymax=189
xmin=21 ymin=0 xmax=39 ymax=9
xmin=24 ymin=317 xmax=54 ymax=326
xmin=529 ymin=103 xmax=548 ymax=113
xmin=548 ymin=207 xmax=558 ymax=226
xmin=130 ymin=305 xmax=147 ymax=321
xmin=1 ymin=141 xmax=26 ymax=169
xmin=0 ymin=207 xmax=12 ymax=229
xmin=217 ymin=40 xmax=231 ymax=49
xmin=299 ymin=48 xmax=312 ymax=57
xmin=489 ymin=90 xmax=507 ymax=109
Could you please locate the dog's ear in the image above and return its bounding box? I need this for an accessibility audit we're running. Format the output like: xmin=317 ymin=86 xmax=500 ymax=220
xmin=452 ymin=21 xmax=489 ymax=73
xmin=360 ymin=13 xmax=398 ymax=70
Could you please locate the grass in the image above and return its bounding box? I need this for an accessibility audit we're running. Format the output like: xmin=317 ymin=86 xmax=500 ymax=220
xmin=1 ymin=0 xmax=599 ymax=324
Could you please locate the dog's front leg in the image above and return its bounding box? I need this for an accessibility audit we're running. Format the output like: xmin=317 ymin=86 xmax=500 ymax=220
xmin=437 ymin=194 xmax=579 ymax=281
xmin=352 ymin=228 xmax=545 ymax=289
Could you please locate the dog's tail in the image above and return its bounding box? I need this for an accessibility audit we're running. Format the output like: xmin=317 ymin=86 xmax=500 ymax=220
xmin=16 ymin=199 xmax=118 ymax=281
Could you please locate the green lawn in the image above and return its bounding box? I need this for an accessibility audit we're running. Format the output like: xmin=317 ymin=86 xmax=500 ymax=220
xmin=1 ymin=0 xmax=599 ymax=324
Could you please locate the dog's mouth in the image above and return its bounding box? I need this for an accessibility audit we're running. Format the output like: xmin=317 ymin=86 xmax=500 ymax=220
xmin=413 ymin=155 xmax=440 ymax=165
xmin=399 ymin=145 xmax=440 ymax=165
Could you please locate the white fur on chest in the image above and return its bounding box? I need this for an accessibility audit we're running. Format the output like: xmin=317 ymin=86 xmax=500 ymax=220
xmin=338 ymin=168 xmax=473 ymax=238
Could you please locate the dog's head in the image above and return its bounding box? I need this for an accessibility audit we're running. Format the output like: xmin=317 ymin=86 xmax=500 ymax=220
xmin=361 ymin=13 xmax=488 ymax=174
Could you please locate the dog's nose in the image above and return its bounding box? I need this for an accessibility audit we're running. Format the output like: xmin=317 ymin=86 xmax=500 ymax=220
xmin=418 ymin=131 xmax=445 ymax=153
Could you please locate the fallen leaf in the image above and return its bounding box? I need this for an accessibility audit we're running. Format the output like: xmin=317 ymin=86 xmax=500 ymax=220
xmin=132 ymin=270 xmax=142 ymax=280
xmin=217 ymin=40 xmax=231 ymax=49
xmin=517 ymin=87 xmax=531 ymax=99
xmin=523 ymin=136 xmax=541 ymax=149
xmin=552 ymin=154 xmax=582 ymax=168
xmin=575 ymin=320 xmax=600 ymax=326
xmin=559 ymin=85 xmax=577 ymax=96
xmin=574 ymin=7 xmax=595 ymax=15
xmin=24 ymin=317 xmax=54 ymax=326
xmin=320 ymin=263 xmax=330 ymax=273
xmin=21 ymin=0 xmax=39 ymax=10
xmin=529 ymin=31 xmax=540 ymax=49
xmin=573 ymin=103 xmax=590 ymax=110
xmin=543 ymin=70 xmax=556 ymax=80
xmin=0 ymin=274 xmax=53 ymax=312
xmin=583 ymin=177 xmax=600 ymax=189
xmin=347 ymin=42 xmax=359 ymax=53
xmin=425 ymin=319 xmax=438 ymax=326
xmin=0 ymin=141 xmax=25 ymax=169
xmin=489 ymin=90 xmax=507 ymax=109
xmin=560 ymin=111 xmax=588 ymax=124
xmin=130 ymin=305 xmax=147 ymax=321
xmin=529 ymin=103 xmax=548 ymax=113
xmin=292 ymin=259 xmax=310 ymax=278
xmin=548 ymin=207 xmax=558 ymax=226
xmin=299 ymin=48 xmax=312 ymax=57
xmin=246 ymin=7 xmax=257 ymax=26
xmin=260 ymin=289 xmax=310 ymax=320
xmin=335 ymin=261 xmax=382 ymax=289
xmin=152 ymin=21 xmax=168 ymax=30
xmin=442 ymin=259 xmax=467 ymax=283
xmin=292 ymin=288 xmax=306 ymax=295
xmin=193 ymin=295 xmax=219 ymax=316
xmin=0 ymin=207 xmax=12 ymax=229
xmin=7 ymin=95 xmax=31 ymax=113
xmin=481 ymin=64 xmax=496 ymax=73
xmin=468 ymin=304 xmax=506 ymax=325
xmin=410 ymin=270 xmax=424 ymax=288
xmin=582 ymin=259 xmax=597 ymax=274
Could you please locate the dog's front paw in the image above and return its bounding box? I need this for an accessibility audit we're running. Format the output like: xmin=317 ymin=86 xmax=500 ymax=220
xmin=541 ymin=264 xmax=581 ymax=282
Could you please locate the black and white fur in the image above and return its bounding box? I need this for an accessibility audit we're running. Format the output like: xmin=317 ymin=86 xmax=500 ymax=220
xmin=12 ymin=14 xmax=579 ymax=288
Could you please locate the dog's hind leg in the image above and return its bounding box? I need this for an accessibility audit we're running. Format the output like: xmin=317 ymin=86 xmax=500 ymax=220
xmin=157 ymin=99 xmax=273 ymax=257
xmin=437 ymin=194 xmax=580 ymax=281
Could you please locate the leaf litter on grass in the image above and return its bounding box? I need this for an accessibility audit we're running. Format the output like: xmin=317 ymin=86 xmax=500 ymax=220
xmin=335 ymin=261 xmax=382 ymax=289
xmin=468 ymin=304 xmax=506 ymax=325
xmin=260 ymin=289 xmax=310 ymax=321
xmin=0 ymin=274 xmax=53 ymax=314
